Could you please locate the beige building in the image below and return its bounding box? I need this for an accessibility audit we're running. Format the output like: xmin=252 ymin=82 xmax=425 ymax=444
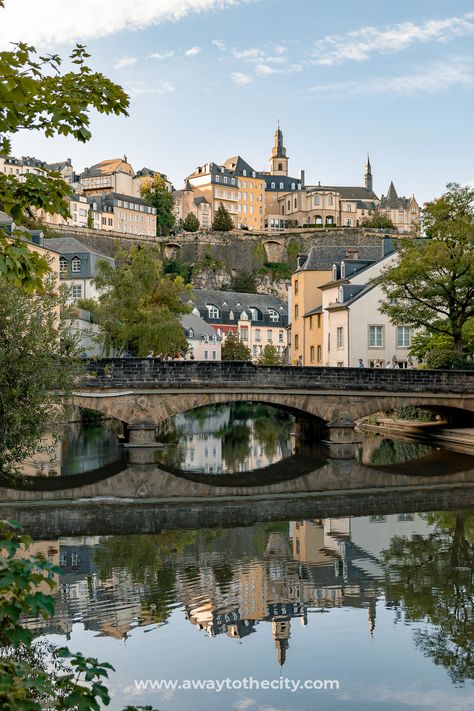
xmin=173 ymin=180 xmax=213 ymax=229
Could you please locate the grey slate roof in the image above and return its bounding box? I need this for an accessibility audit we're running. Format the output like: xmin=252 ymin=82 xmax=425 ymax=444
xmin=187 ymin=288 xmax=288 ymax=327
xmin=258 ymin=173 xmax=303 ymax=191
xmin=297 ymin=236 xmax=396 ymax=272
xmin=319 ymin=185 xmax=378 ymax=200
xmin=223 ymin=155 xmax=256 ymax=176
xmin=45 ymin=237 xmax=113 ymax=263
xmin=303 ymin=304 xmax=322 ymax=318
xmin=181 ymin=313 xmax=218 ymax=340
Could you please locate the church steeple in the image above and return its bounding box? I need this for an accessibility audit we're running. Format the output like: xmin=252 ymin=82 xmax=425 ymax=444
xmin=364 ymin=153 xmax=373 ymax=192
xmin=269 ymin=123 xmax=289 ymax=176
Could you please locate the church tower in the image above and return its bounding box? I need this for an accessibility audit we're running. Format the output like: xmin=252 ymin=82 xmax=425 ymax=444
xmin=269 ymin=124 xmax=289 ymax=176
xmin=364 ymin=154 xmax=373 ymax=192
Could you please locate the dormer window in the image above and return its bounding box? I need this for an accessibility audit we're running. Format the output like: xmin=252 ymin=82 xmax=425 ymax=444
xmin=242 ymin=169 xmax=247 ymax=176
xmin=332 ymin=264 xmax=337 ymax=280
xmin=229 ymin=310 xmax=234 ymax=320
xmin=71 ymin=256 xmax=81 ymax=273
xmin=298 ymin=183 xmax=302 ymax=190
xmin=271 ymin=182 xmax=275 ymax=189
xmin=338 ymin=286 xmax=344 ymax=303
xmin=252 ymin=171 xmax=256 ymax=178
xmin=291 ymin=182 xmax=295 ymax=190
xmin=188 ymin=328 xmax=194 ymax=338
xmin=340 ymin=261 xmax=346 ymax=278
xmin=268 ymin=308 xmax=279 ymax=322
xmin=279 ymin=182 xmax=284 ymax=189
xmin=206 ymin=304 xmax=220 ymax=319
xmin=249 ymin=307 xmax=259 ymax=321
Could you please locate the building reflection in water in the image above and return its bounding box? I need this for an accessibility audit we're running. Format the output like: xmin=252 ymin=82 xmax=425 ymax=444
xmin=24 ymin=514 xmax=434 ymax=667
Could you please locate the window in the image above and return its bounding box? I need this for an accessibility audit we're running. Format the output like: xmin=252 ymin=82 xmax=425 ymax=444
xmin=309 ymin=316 xmax=313 ymax=330
xmin=338 ymin=286 xmax=344 ymax=303
xmin=59 ymin=257 xmax=67 ymax=276
xmin=398 ymin=513 xmax=414 ymax=521
xmin=294 ymin=304 xmax=299 ymax=320
xmin=206 ymin=304 xmax=220 ymax=319
xmin=397 ymin=326 xmax=412 ymax=348
xmin=317 ymin=314 xmax=321 ymax=329
xmin=317 ymin=345 xmax=321 ymax=362
xmin=328 ymin=195 xmax=333 ymax=206
xmin=242 ymin=169 xmax=247 ymax=176
xmin=188 ymin=328 xmax=194 ymax=338
xmin=337 ymin=327 xmax=344 ymax=349
xmin=369 ymin=325 xmax=384 ymax=348
xmin=71 ymin=284 xmax=82 ymax=300
xmin=249 ymin=307 xmax=259 ymax=321
xmin=294 ymin=334 xmax=299 ymax=349
xmin=212 ymin=351 xmax=217 ymax=360
xmin=71 ymin=256 xmax=81 ymax=273
xmin=269 ymin=308 xmax=279 ymax=322
xmin=340 ymin=262 xmax=346 ymax=278
xmin=298 ymin=183 xmax=301 ymax=190
xmin=310 ymin=346 xmax=315 ymax=362
xmin=370 ymin=515 xmax=386 ymax=522
xmin=337 ymin=362 xmax=344 ymax=367
xmin=267 ymin=330 xmax=272 ymax=342
xmin=332 ymin=264 xmax=337 ymax=280
xmin=204 ymin=350 xmax=209 ymax=360
xmin=255 ymin=329 xmax=261 ymax=342
xmin=314 ymin=195 xmax=321 ymax=206
xmin=271 ymin=181 xmax=275 ymax=189
xmin=279 ymin=330 xmax=284 ymax=343
xmin=231 ymin=178 xmax=235 ymax=185
xmin=240 ymin=327 xmax=248 ymax=341
xmin=279 ymin=182 xmax=284 ymax=189
xmin=346 ymin=204 xmax=352 ymax=212
xmin=291 ymin=182 xmax=295 ymax=189
xmin=223 ymin=176 xmax=227 ymax=184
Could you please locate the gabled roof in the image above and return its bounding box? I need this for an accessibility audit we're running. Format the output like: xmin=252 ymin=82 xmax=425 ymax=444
xmin=297 ymin=237 xmax=396 ymax=273
xmin=80 ymin=158 xmax=134 ymax=178
xmin=194 ymin=196 xmax=210 ymax=207
xmin=223 ymin=155 xmax=256 ymax=176
xmin=318 ymin=185 xmax=379 ymax=200
xmin=188 ymin=288 xmax=288 ymax=317
xmin=181 ymin=313 xmax=218 ymax=340
xmin=326 ymin=282 xmax=375 ymax=309
xmin=44 ymin=237 xmax=113 ymax=261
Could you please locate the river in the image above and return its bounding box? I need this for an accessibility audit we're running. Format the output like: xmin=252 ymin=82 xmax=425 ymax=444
xmin=3 ymin=404 xmax=474 ymax=710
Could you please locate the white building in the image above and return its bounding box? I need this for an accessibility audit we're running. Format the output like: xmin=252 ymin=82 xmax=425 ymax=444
xmin=181 ymin=313 xmax=221 ymax=361
xmin=321 ymin=252 xmax=415 ymax=368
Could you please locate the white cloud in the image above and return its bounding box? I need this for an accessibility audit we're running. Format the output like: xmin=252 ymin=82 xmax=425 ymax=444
xmin=233 ymin=47 xmax=263 ymax=60
xmin=212 ymin=39 xmax=227 ymax=51
xmin=184 ymin=46 xmax=202 ymax=57
xmin=310 ymin=59 xmax=474 ymax=98
xmin=126 ymin=80 xmax=176 ymax=96
xmin=231 ymin=71 xmax=253 ymax=86
xmin=114 ymin=56 xmax=137 ymax=69
xmin=150 ymin=50 xmax=175 ymax=60
xmin=0 ymin=0 xmax=250 ymax=48
xmin=311 ymin=13 xmax=474 ymax=65
xmin=255 ymin=62 xmax=301 ymax=77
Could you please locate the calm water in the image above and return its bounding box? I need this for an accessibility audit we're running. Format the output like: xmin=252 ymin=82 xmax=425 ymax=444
xmin=8 ymin=405 xmax=474 ymax=709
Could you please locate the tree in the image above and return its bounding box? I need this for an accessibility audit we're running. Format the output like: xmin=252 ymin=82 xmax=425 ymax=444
xmin=360 ymin=213 xmax=395 ymax=229
xmin=221 ymin=332 xmax=251 ymax=361
xmin=258 ymin=344 xmax=282 ymax=365
xmin=0 ymin=521 xmax=156 ymax=710
xmin=228 ymin=270 xmax=257 ymax=294
xmin=383 ymin=511 xmax=474 ymax=685
xmin=212 ymin=203 xmax=234 ymax=232
xmin=410 ymin=318 xmax=474 ymax=369
xmin=139 ymin=173 xmax=175 ymax=235
xmin=181 ymin=212 xmax=200 ymax=232
xmin=0 ymin=280 xmax=81 ymax=474
xmin=83 ymin=245 xmax=191 ymax=356
xmin=378 ymin=183 xmax=474 ymax=354
xmin=0 ymin=16 xmax=129 ymax=289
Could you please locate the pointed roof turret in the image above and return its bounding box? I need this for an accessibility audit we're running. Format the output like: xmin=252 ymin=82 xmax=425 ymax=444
xmin=184 ymin=179 xmax=193 ymax=191
xmin=386 ymin=181 xmax=399 ymax=209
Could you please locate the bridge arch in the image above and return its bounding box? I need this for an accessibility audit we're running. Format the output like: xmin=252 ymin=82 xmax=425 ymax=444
xmin=262 ymin=239 xmax=285 ymax=262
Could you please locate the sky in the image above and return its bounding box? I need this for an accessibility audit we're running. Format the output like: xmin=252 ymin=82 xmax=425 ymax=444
xmin=2 ymin=0 xmax=474 ymax=203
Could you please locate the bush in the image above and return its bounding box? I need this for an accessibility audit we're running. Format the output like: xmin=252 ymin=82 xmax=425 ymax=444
xmin=426 ymin=348 xmax=473 ymax=370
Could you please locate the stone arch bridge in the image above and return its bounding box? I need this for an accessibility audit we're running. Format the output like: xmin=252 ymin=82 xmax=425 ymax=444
xmin=74 ymin=360 xmax=474 ymax=452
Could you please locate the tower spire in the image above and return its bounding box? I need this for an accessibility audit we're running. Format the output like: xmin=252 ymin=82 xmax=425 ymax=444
xmin=364 ymin=153 xmax=373 ymax=192
xmin=269 ymin=124 xmax=288 ymax=176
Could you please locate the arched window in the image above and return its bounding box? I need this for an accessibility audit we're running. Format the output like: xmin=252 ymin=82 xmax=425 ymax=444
xmin=206 ymin=304 xmax=220 ymax=319
xmin=332 ymin=264 xmax=337 ymax=280
xmin=278 ymin=163 xmax=283 ymax=171
xmin=59 ymin=257 xmax=67 ymax=275
xmin=315 ymin=215 xmax=322 ymax=225
xmin=326 ymin=215 xmax=334 ymax=225
xmin=229 ymin=310 xmax=234 ymax=320
xmin=327 ymin=195 xmax=333 ymax=206
xmin=298 ymin=183 xmax=301 ymax=190
xmin=279 ymin=182 xmax=284 ymax=189
xmin=242 ymin=169 xmax=247 ymax=176
xmin=249 ymin=307 xmax=260 ymax=321
xmin=338 ymin=286 xmax=344 ymax=303
xmin=314 ymin=195 xmax=321 ymax=206
xmin=268 ymin=309 xmax=279 ymax=322
xmin=291 ymin=182 xmax=295 ymax=190
xmin=188 ymin=328 xmax=194 ymax=338
xmin=340 ymin=261 xmax=346 ymax=278
xmin=71 ymin=256 xmax=81 ymax=273
xmin=271 ymin=181 xmax=275 ymax=189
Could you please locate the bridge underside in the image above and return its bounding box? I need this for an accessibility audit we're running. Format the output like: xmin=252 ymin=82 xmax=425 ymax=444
xmin=73 ymin=389 xmax=474 ymax=427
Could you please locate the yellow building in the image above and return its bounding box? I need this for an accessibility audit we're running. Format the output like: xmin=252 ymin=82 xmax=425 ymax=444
xmin=223 ymin=156 xmax=265 ymax=230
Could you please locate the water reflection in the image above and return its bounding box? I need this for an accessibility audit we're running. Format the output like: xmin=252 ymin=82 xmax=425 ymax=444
xmin=156 ymin=403 xmax=295 ymax=473
xmin=23 ymin=509 xmax=474 ymax=709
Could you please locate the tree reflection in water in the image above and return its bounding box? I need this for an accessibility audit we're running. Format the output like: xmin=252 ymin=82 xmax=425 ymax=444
xmin=383 ymin=510 xmax=474 ymax=685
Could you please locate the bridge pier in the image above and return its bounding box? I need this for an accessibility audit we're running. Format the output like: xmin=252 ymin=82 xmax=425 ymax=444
xmin=322 ymin=419 xmax=362 ymax=460
xmin=123 ymin=420 xmax=161 ymax=465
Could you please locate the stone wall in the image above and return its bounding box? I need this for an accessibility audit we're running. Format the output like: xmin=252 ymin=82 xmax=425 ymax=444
xmin=83 ymin=359 xmax=473 ymax=394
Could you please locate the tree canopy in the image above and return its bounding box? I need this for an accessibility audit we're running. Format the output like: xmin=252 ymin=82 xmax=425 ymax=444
xmin=139 ymin=173 xmax=175 ymax=235
xmin=0 ymin=279 xmax=81 ymax=474
xmin=0 ymin=20 xmax=129 ymax=289
xmin=360 ymin=213 xmax=395 ymax=229
xmin=181 ymin=212 xmax=200 ymax=232
xmin=378 ymin=183 xmax=474 ymax=354
xmin=212 ymin=203 xmax=234 ymax=232
xmin=83 ymin=245 xmax=191 ymax=356
xmin=258 ymin=344 xmax=282 ymax=365
xmin=221 ymin=332 xmax=251 ymax=361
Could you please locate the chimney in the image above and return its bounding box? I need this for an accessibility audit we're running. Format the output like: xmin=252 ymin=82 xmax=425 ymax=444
xmin=67 ymin=158 xmax=72 ymax=166
xmin=300 ymin=169 xmax=305 ymax=184
xmin=346 ymin=248 xmax=359 ymax=260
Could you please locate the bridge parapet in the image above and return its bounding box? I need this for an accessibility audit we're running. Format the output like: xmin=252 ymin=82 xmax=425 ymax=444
xmin=82 ymin=359 xmax=473 ymax=394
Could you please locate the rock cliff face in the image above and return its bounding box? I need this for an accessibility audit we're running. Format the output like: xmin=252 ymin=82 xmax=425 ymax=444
xmin=43 ymin=225 xmax=395 ymax=298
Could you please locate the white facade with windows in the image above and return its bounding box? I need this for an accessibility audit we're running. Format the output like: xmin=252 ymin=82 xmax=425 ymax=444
xmin=321 ymin=252 xmax=416 ymax=367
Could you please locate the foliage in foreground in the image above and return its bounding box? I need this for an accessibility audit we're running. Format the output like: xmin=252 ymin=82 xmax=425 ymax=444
xmin=0 ymin=520 xmax=155 ymax=710
xmin=0 ymin=280 xmax=82 ymax=474
xmin=0 ymin=12 xmax=129 ymax=290
xmin=82 ymin=245 xmax=191 ymax=356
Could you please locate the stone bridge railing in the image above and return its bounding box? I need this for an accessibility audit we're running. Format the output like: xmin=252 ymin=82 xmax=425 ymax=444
xmin=83 ymin=359 xmax=473 ymax=394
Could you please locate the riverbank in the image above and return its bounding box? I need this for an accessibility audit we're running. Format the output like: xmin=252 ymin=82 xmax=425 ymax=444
xmin=358 ymin=417 xmax=474 ymax=454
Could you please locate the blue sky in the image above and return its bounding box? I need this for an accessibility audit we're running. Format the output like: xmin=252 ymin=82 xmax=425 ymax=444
xmin=3 ymin=0 xmax=474 ymax=202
